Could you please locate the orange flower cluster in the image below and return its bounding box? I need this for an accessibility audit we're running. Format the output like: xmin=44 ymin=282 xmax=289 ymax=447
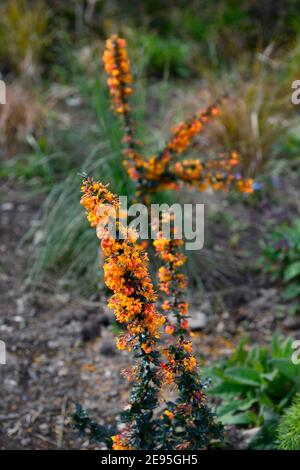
xmin=166 ymin=105 xmax=220 ymax=155
xmin=103 ymin=35 xmax=132 ymax=115
xmin=236 ymin=178 xmax=254 ymax=194
xmin=111 ymin=428 xmax=133 ymax=450
xmin=103 ymin=35 xmax=147 ymax=184
xmin=154 ymin=235 xmax=186 ymax=268
xmin=155 ymin=247 xmax=201 ymax=398
xmin=80 ymin=178 xmax=119 ymax=227
xmin=163 ymin=410 xmax=175 ymax=420
xmin=132 ymin=106 xmax=226 ymax=189
xmin=152 ymin=221 xmax=200 ymax=385
xmin=158 ymin=267 xmax=187 ymax=297
xmin=154 ymin=234 xmax=189 ymax=325
xmin=141 ymin=153 xmax=172 ymax=181
xmin=131 ymin=150 xmax=253 ymax=196
xmin=154 ymin=233 xmax=189 ymax=331
xmin=169 ymin=151 xmax=254 ymax=193
xmin=103 ymin=36 xmax=253 ymax=200
xmin=160 ymin=361 xmax=175 ymax=384
xmin=172 ymin=159 xmax=203 ymax=182
xmin=80 ymin=177 xmax=165 ymax=352
xmin=182 ymin=355 xmax=197 ymax=372
xmin=77 ymin=36 xmax=257 ymax=449
xmin=160 ymin=342 xmax=198 ymax=385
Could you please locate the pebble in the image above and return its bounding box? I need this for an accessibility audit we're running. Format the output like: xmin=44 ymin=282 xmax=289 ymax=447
xmin=17 ymin=204 xmax=27 ymax=212
xmin=1 ymin=202 xmax=14 ymax=211
xmin=188 ymin=311 xmax=208 ymax=330
xmin=283 ymin=316 xmax=300 ymax=331
xmin=100 ymin=340 xmax=116 ymax=356
xmin=216 ymin=321 xmax=225 ymax=333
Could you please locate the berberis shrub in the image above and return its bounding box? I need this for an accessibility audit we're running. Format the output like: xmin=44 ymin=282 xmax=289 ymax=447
xmin=72 ymin=35 xmax=253 ymax=450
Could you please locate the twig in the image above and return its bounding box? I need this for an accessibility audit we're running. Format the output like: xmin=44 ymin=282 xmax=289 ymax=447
xmin=57 ymin=393 xmax=70 ymax=448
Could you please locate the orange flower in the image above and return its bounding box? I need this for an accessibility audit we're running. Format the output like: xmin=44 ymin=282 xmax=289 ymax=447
xmin=160 ymin=362 xmax=175 ymax=384
xmin=103 ymin=35 xmax=132 ymax=115
xmin=178 ymin=302 xmax=189 ymax=315
xmin=162 ymin=301 xmax=171 ymax=311
xmin=165 ymin=324 xmax=175 ymax=335
xmin=111 ymin=432 xmax=132 ymax=450
xmin=236 ymin=178 xmax=254 ymax=193
xmin=165 ymin=104 xmax=220 ymax=155
xmin=180 ymin=319 xmax=189 ymax=330
xmin=163 ymin=410 xmax=174 ymax=420
xmin=182 ymin=341 xmax=193 ymax=353
xmin=154 ymin=235 xmax=186 ymax=267
xmin=141 ymin=343 xmax=152 ymax=354
xmin=183 ymin=355 xmax=197 ymax=372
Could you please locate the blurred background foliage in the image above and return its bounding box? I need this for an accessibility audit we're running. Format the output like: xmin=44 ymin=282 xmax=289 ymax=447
xmin=1 ymin=0 xmax=300 ymax=294
xmin=2 ymin=0 xmax=300 ymax=80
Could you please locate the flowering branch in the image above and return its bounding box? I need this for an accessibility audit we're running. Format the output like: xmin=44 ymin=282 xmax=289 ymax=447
xmin=103 ymin=35 xmax=144 ymax=183
xmin=80 ymin=177 xmax=165 ymax=449
xmin=75 ymin=35 xmax=258 ymax=450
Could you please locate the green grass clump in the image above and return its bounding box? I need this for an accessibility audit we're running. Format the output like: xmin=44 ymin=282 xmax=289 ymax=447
xmin=277 ymin=394 xmax=300 ymax=450
xmin=26 ymin=76 xmax=135 ymax=294
xmin=0 ymin=0 xmax=49 ymax=77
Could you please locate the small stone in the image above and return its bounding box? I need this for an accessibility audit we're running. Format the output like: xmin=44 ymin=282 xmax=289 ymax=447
xmin=283 ymin=316 xmax=300 ymax=331
xmin=16 ymin=296 xmax=27 ymax=315
xmin=58 ymin=367 xmax=69 ymax=377
xmin=66 ymin=96 xmax=82 ymax=107
xmin=55 ymin=293 xmax=70 ymax=305
xmin=1 ymin=202 xmax=14 ymax=211
xmin=0 ymin=324 xmax=13 ymax=332
xmin=39 ymin=423 xmax=49 ymax=433
xmin=33 ymin=230 xmax=45 ymax=246
xmin=216 ymin=321 xmax=225 ymax=333
xmin=4 ymin=378 xmax=18 ymax=390
xmin=188 ymin=311 xmax=208 ymax=330
xmin=21 ymin=438 xmax=31 ymax=446
xmin=240 ymin=427 xmax=260 ymax=450
xmin=48 ymin=340 xmax=59 ymax=349
xmin=13 ymin=315 xmax=23 ymax=322
xmin=100 ymin=340 xmax=116 ymax=356
xmin=81 ymin=321 xmax=101 ymax=342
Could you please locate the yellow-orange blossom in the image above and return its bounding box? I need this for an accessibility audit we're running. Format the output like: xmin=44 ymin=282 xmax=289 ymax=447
xmin=80 ymin=177 xmax=165 ymax=353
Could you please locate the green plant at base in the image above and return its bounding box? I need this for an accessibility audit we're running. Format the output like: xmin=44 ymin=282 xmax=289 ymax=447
xmin=71 ymin=404 xmax=114 ymax=449
xmin=247 ymin=418 xmax=279 ymax=450
xmin=277 ymin=394 xmax=300 ymax=450
xmin=205 ymin=333 xmax=300 ymax=430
